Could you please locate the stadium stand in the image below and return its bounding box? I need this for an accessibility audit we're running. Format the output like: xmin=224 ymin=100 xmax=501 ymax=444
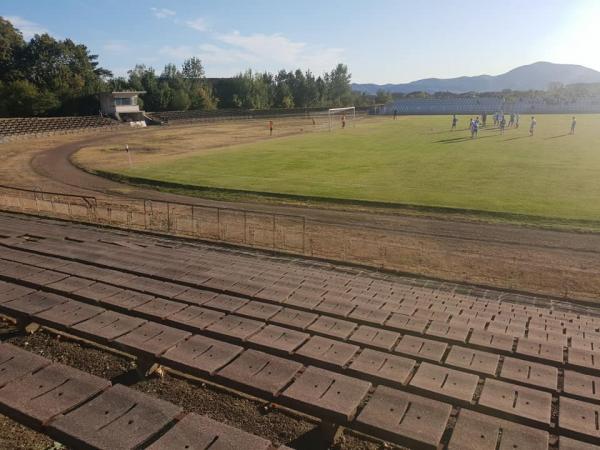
xmin=0 ymin=116 xmax=123 ymax=141
xmin=0 ymin=214 xmax=600 ymax=449
xmin=0 ymin=343 xmax=289 ymax=449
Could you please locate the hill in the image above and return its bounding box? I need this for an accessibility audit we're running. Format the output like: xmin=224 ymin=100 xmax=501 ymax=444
xmin=352 ymin=62 xmax=600 ymax=94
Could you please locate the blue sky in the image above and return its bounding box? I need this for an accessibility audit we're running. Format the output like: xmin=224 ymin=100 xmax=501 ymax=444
xmin=3 ymin=0 xmax=600 ymax=83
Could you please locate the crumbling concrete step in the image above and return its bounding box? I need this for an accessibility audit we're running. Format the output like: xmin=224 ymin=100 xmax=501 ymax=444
xmin=0 ymin=291 xmax=68 ymax=317
xmin=444 ymin=345 xmax=499 ymax=376
xmin=48 ymin=384 xmax=182 ymax=450
xmin=216 ymin=349 xmax=303 ymax=398
xmin=394 ymin=335 xmax=448 ymax=362
xmin=385 ymin=313 xmax=429 ymax=334
xmin=478 ymin=379 xmax=553 ymax=427
xmin=35 ymin=300 xmax=104 ymax=328
xmin=73 ymin=310 xmax=146 ymax=343
xmin=160 ymin=334 xmax=243 ymax=377
xmin=425 ymin=321 xmax=470 ymax=343
xmin=563 ymin=370 xmax=600 ymax=404
xmin=280 ymin=366 xmax=371 ymax=422
xmin=98 ymin=290 xmax=153 ymax=311
xmin=133 ymin=298 xmax=187 ymax=321
xmin=448 ymin=409 xmax=549 ymax=450
xmin=500 ymin=357 xmax=558 ymax=391
xmin=0 ymin=282 xmax=34 ymax=304
xmin=559 ymin=396 xmax=600 ymax=443
xmin=247 ymin=325 xmax=309 ymax=354
xmin=516 ymin=339 xmax=564 ymax=364
xmin=0 ymin=362 xmax=109 ymax=426
xmin=236 ymin=302 xmax=282 ymax=321
xmin=348 ymin=305 xmax=389 ymax=325
xmin=347 ymin=348 xmax=416 ymax=386
xmin=348 ymin=325 xmax=400 ymax=351
xmin=0 ymin=343 xmax=50 ymax=388
xmin=115 ymin=322 xmax=191 ymax=358
xmin=165 ymin=306 xmax=224 ymax=333
xmin=205 ymin=315 xmax=264 ymax=342
xmin=307 ymin=316 xmax=356 ymax=340
xmin=269 ymin=307 xmax=318 ymax=330
xmin=355 ymin=385 xmax=452 ymax=450
xmin=568 ymin=348 xmax=600 ymax=373
xmin=295 ymin=335 xmax=359 ymax=368
xmin=409 ymin=362 xmax=479 ymax=403
xmin=146 ymin=413 xmax=273 ymax=450
xmin=559 ymin=436 xmax=600 ymax=450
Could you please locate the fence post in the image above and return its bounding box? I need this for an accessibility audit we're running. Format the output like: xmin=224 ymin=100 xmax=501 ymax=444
xmin=302 ymin=216 xmax=307 ymax=254
xmin=243 ymin=210 xmax=247 ymax=245
xmin=143 ymin=200 xmax=148 ymax=230
xmin=217 ymin=207 xmax=221 ymax=240
xmin=272 ymin=214 xmax=276 ymax=249
xmin=167 ymin=202 xmax=171 ymax=232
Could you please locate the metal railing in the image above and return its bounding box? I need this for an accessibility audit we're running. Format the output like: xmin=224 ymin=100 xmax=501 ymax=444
xmin=0 ymin=185 xmax=307 ymax=255
xmin=0 ymin=184 xmax=591 ymax=301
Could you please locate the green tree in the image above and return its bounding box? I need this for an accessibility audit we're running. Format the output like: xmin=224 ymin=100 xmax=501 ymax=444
xmin=170 ymin=89 xmax=191 ymax=110
xmin=181 ymin=57 xmax=205 ymax=80
xmin=1 ymin=80 xmax=59 ymax=116
xmin=327 ymin=63 xmax=353 ymax=106
xmin=0 ymin=17 xmax=25 ymax=81
xmin=189 ymin=85 xmax=218 ymax=110
xmin=375 ymin=89 xmax=392 ymax=104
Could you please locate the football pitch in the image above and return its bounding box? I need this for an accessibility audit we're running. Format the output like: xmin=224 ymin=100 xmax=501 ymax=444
xmin=91 ymin=114 xmax=600 ymax=223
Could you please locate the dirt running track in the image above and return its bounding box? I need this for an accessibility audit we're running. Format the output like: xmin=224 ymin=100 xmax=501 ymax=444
xmin=8 ymin=133 xmax=600 ymax=302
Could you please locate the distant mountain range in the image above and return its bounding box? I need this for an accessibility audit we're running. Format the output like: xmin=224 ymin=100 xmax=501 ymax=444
xmin=352 ymin=62 xmax=600 ymax=94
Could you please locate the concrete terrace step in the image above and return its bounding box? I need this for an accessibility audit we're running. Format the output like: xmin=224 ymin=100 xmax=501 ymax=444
xmin=0 ymin=343 xmax=294 ymax=450
xmin=2 ymin=215 xmax=600 ymax=448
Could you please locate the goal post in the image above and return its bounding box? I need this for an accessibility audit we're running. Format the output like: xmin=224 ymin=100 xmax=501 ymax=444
xmin=328 ymin=106 xmax=355 ymax=131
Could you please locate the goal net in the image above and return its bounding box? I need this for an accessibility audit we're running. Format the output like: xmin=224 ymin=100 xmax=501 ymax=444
xmin=328 ymin=107 xmax=355 ymax=131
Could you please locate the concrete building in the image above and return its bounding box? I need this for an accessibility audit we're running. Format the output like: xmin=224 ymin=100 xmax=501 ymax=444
xmin=98 ymin=91 xmax=146 ymax=122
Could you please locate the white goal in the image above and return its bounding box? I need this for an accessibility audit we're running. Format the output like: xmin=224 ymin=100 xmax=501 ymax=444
xmin=328 ymin=107 xmax=355 ymax=131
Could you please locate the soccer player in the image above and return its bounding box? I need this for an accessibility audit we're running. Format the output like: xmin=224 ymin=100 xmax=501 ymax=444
xmin=529 ymin=116 xmax=537 ymax=136
xmin=269 ymin=120 xmax=273 ymax=136
xmin=482 ymin=112 xmax=487 ymax=127
xmin=508 ymin=113 xmax=515 ymax=128
xmin=500 ymin=116 xmax=506 ymax=134
xmin=471 ymin=118 xmax=479 ymax=138
xmin=341 ymin=115 xmax=346 ymax=129
xmin=570 ymin=116 xmax=577 ymax=135
xmin=515 ymin=113 xmax=520 ymax=129
xmin=451 ymin=114 xmax=458 ymax=130
xmin=393 ymin=109 xmax=398 ymax=120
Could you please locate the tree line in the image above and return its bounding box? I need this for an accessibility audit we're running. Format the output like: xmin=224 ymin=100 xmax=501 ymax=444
xmin=1 ymin=16 xmax=388 ymax=117
xmin=389 ymin=83 xmax=600 ymax=104
xmin=0 ymin=18 xmax=110 ymax=116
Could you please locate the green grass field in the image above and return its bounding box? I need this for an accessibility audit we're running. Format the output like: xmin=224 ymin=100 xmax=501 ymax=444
xmin=118 ymin=115 xmax=600 ymax=222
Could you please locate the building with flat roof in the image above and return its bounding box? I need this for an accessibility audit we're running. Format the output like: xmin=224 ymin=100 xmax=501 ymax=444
xmin=98 ymin=91 xmax=146 ymax=122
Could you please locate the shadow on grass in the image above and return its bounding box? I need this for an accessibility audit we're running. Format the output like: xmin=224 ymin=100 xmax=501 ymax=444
xmin=424 ymin=128 xmax=470 ymax=135
xmin=544 ymin=134 xmax=570 ymax=140
xmin=503 ymin=136 xmax=530 ymax=141
xmin=436 ymin=134 xmax=496 ymax=144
